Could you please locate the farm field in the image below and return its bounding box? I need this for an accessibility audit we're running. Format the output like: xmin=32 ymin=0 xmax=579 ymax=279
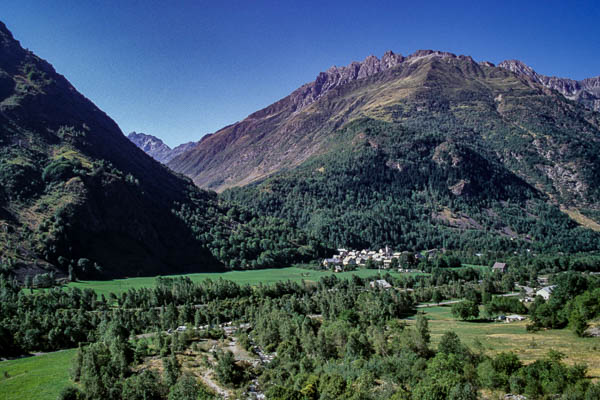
xmin=0 ymin=349 xmax=77 ymax=400
xmin=64 ymin=266 xmax=427 ymax=297
xmin=413 ymin=306 xmax=600 ymax=378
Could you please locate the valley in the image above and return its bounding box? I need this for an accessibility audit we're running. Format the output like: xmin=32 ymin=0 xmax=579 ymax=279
xmin=1 ymin=8 xmax=600 ymax=400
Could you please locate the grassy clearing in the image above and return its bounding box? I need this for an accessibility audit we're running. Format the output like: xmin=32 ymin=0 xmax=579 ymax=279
xmin=457 ymin=264 xmax=490 ymax=272
xmin=561 ymin=207 xmax=600 ymax=232
xmin=413 ymin=306 xmax=600 ymax=378
xmin=65 ymin=267 xmax=427 ymax=297
xmin=0 ymin=349 xmax=77 ymax=400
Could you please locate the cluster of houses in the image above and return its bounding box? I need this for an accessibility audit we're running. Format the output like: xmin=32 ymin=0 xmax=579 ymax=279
xmin=481 ymin=262 xmax=558 ymax=302
xmin=516 ymin=284 xmax=556 ymax=302
xmin=323 ymin=247 xmax=433 ymax=272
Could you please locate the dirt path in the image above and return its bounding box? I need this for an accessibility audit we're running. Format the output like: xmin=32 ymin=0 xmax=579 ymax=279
xmin=199 ymin=370 xmax=231 ymax=398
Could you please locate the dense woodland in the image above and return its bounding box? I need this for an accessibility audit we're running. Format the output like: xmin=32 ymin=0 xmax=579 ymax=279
xmin=223 ymin=119 xmax=600 ymax=256
xmin=2 ymin=263 xmax=600 ymax=399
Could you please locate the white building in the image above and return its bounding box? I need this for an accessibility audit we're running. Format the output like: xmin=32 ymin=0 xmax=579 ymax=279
xmin=370 ymin=279 xmax=392 ymax=289
xmin=536 ymin=285 xmax=556 ymax=300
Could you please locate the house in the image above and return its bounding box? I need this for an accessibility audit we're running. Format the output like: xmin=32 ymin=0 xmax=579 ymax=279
xmin=343 ymin=256 xmax=357 ymax=266
xmin=370 ymin=279 xmax=392 ymax=289
xmin=337 ymin=248 xmax=348 ymax=257
xmin=536 ymin=285 xmax=556 ymax=300
xmin=505 ymin=315 xmax=526 ymax=322
xmin=492 ymin=262 xmax=507 ymax=273
xmin=323 ymin=258 xmax=342 ymax=267
xmin=515 ymin=284 xmax=535 ymax=296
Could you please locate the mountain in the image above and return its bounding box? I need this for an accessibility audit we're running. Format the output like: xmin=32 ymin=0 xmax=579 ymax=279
xmin=128 ymin=131 xmax=196 ymax=164
xmin=0 ymin=21 xmax=230 ymax=279
xmin=498 ymin=59 xmax=600 ymax=112
xmin=0 ymin=21 xmax=329 ymax=280
xmin=170 ymin=49 xmax=600 ymax=253
xmin=169 ymin=50 xmax=600 ymax=203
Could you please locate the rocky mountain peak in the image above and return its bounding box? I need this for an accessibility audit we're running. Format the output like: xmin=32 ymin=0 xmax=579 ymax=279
xmin=0 ymin=21 xmax=14 ymax=39
xmin=498 ymin=59 xmax=599 ymax=111
xmin=498 ymin=59 xmax=537 ymax=78
xmin=127 ymin=131 xmax=197 ymax=164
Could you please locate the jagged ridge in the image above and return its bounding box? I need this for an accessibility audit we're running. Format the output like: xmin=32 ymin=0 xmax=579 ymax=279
xmin=498 ymin=59 xmax=600 ymax=111
xmin=128 ymin=132 xmax=196 ymax=164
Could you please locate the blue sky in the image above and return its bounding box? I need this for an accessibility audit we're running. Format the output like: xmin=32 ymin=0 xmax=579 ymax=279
xmin=3 ymin=1 xmax=599 ymax=147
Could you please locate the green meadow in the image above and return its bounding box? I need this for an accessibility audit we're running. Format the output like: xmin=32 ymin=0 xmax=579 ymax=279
xmin=64 ymin=266 xmax=427 ymax=297
xmin=412 ymin=306 xmax=600 ymax=378
xmin=0 ymin=349 xmax=77 ymax=400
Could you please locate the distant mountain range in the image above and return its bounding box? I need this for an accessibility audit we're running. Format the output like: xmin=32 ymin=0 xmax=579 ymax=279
xmin=127 ymin=132 xmax=196 ymax=164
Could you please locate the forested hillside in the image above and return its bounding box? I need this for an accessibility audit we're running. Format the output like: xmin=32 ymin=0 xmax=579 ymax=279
xmin=187 ymin=51 xmax=600 ymax=253
xmin=223 ymin=117 xmax=600 ymax=253
xmin=0 ymin=21 xmax=326 ymax=280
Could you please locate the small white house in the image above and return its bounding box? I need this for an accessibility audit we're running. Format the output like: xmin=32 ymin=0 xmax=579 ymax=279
xmin=505 ymin=315 xmax=526 ymax=322
xmin=370 ymin=279 xmax=392 ymax=289
xmin=536 ymin=285 xmax=556 ymax=300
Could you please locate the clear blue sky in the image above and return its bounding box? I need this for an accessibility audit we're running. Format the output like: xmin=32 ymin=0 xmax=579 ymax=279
xmin=3 ymin=1 xmax=599 ymax=147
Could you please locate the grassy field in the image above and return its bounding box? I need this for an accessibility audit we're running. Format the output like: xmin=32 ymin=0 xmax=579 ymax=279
xmin=412 ymin=306 xmax=600 ymax=378
xmin=0 ymin=349 xmax=77 ymax=400
xmin=65 ymin=266 xmax=426 ymax=297
xmin=460 ymin=264 xmax=491 ymax=272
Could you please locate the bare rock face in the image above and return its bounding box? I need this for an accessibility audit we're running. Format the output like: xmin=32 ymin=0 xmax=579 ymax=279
xmin=499 ymin=59 xmax=600 ymax=111
xmin=289 ymin=50 xmax=405 ymax=112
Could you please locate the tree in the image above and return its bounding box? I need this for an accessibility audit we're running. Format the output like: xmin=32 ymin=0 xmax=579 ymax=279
xmin=214 ymin=349 xmax=243 ymax=386
xmin=58 ymin=386 xmax=84 ymax=400
xmin=168 ymin=375 xmax=201 ymax=400
xmin=163 ymin=353 xmax=181 ymax=387
xmin=438 ymin=331 xmax=464 ymax=357
xmin=451 ymin=301 xmax=479 ymax=321
xmin=412 ymin=313 xmax=431 ymax=357
xmin=121 ymin=370 xmax=164 ymax=400
xmin=68 ymin=264 xmax=76 ymax=282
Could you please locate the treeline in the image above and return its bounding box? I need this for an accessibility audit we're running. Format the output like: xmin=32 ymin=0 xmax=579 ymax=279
xmin=0 ymin=273 xmax=414 ymax=357
xmin=3 ymin=269 xmax=599 ymax=399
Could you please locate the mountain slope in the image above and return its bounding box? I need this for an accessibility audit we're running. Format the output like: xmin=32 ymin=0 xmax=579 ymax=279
xmin=128 ymin=131 xmax=196 ymax=164
xmin=0 ymin=21 xmax=227 ymax=278
xmin=498 ymin=59 xmax=600 ymax=112
xmin=169 ymin=49 xmax=600 ymax=252
xmin=170 ymin=50 xmax=600 ymax=207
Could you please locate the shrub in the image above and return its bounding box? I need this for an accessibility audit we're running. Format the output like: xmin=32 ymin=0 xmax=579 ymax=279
xmin=42 ymin=158 xmax=81 ymax=183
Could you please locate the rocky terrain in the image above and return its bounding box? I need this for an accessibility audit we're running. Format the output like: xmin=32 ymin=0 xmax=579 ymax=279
xmin=498 ymin=59 xmax=600 ymax=111
xmin=128 ymin=131 xmax=196 ymax=164
xmin=168 ymin=49 xmax=600 ymax=209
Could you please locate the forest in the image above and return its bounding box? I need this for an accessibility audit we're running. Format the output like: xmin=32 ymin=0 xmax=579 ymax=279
xmin=2 ymin=261 xmax=600 ymax=399
xmin=222 ymin=119 xmax=600 ymax=256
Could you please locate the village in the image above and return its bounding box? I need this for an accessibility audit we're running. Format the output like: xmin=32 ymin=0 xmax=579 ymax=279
xmin=322 ymin=248 xmax=559 ymax=320
xmin=322 ymin=246 xmax=434 ymax=272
